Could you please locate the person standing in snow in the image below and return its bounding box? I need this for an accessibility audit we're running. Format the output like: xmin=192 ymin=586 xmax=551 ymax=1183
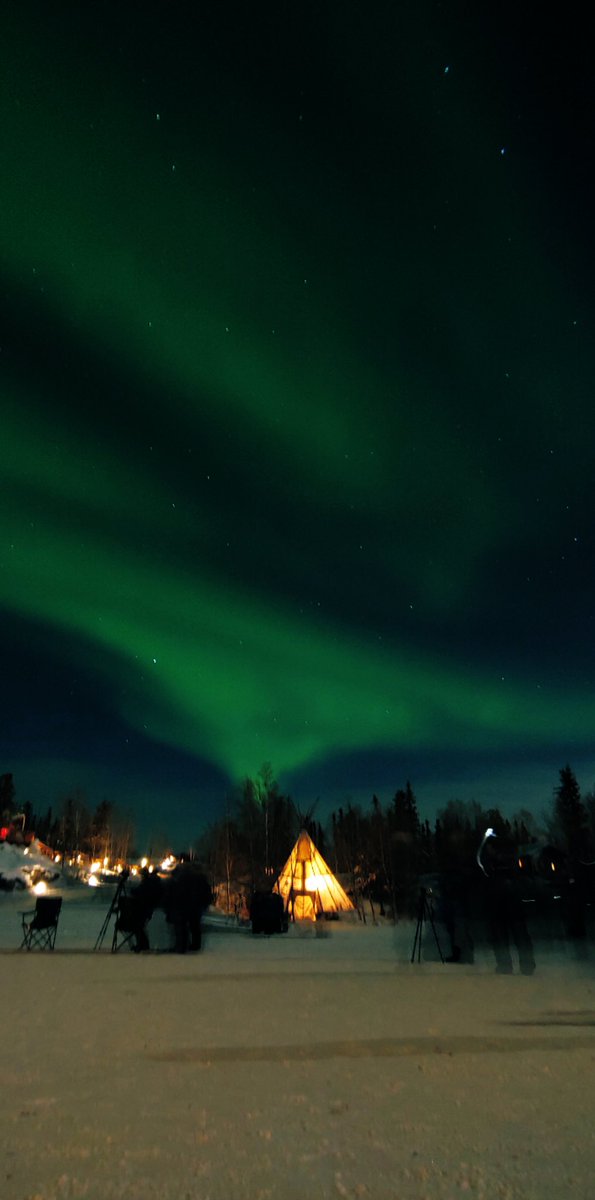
xmin=131 ymin=867 xmax=163 ymax=952
xmin=167 ymin=857 xmax=213 ymax=953
xmin=436 ymin=828 xmax=475 ymax=964
xmin=478 ymin=831 xmax=535 ymax=975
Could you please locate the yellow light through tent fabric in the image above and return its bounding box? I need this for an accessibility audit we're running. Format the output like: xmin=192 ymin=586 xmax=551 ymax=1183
xmin=274 ymin=830 xmax=354 ymax=917
xmin=293 ymin=894 xmax=315 ymax=921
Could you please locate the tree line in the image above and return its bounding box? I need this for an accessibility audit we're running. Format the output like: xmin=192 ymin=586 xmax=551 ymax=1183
xmin=197 ymin=762 xmax=595 ymax=918
xmin=3 ymin=762 xmax=595 ymax=915
xmin=0 ymin=773 xmax=134 ymax=863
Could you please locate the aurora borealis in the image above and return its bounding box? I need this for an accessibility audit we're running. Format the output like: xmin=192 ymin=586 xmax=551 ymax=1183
xmin=2 ymin=2 xmax=594 ymax=847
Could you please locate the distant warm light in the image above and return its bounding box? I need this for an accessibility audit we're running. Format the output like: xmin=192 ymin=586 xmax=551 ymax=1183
xmin=88 ymin=875 xmax=100 ymax=887
xmin=33 ymin=880 xmax=48 ymax=895
xmin=518 ymin=858 xmax=523 ymax=868
xmin=140 ymin=857 xmax=148 ymax=869
xmin=551 ymin=862 xmax=556 ymax=872
xmin=90 ymin=861 xmax=101 ymax=874
xmin=103 ymin=856 xmax=109 ymax=868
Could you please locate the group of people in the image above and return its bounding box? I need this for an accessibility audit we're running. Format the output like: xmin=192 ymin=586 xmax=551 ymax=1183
xmin=435 ymin=828 xmax=593 ymax=973
xmin=127 ymin=857 xmax=213 ymax=954
xmin=479 ymin=832 xmax=536 ymax=974
xmin=120 ymin=834 xmax=589 ymax=969
xmin=435 ymin=831 xmax=537 ymax=973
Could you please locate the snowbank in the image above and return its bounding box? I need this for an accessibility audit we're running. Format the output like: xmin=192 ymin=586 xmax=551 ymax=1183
xmin=0 ymin=839 xmax=60 ymax=890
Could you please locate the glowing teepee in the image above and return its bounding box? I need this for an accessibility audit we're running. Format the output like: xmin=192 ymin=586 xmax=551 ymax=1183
xmin=274 ymin=830 xmax=354 ymax=920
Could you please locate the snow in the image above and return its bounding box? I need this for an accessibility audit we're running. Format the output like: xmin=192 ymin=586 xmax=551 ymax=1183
xmin=0 ymin=841 xmax=60 ymax=889
xmin=1 ymin=882 xmax=595 ymax=1199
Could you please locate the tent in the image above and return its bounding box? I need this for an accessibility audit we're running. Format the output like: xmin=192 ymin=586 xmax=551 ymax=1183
xmin=274 ymin=830 xmax=354 ymax=920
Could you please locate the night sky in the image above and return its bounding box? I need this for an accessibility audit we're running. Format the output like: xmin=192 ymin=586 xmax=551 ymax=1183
xmin=1 ymin=1 xmax=594 ymax=851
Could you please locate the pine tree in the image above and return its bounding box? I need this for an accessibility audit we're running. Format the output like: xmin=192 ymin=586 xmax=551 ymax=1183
xmin=36 ymin=806 xmax=53 ymax=844
xmin=388 ymin=782 xmax=422 ymax=918
xmin=553 ymin=765 xmax=591 ymax=860
xmin=392 ymin=781 xmax=420 ymax=838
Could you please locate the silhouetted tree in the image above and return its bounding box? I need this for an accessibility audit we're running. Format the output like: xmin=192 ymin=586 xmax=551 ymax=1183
xmin=90 ymin=798 xmax=113 ymax=859
xmin=419 ymin=818 xmax=435 ymax=870
xmin=197 ymin=797 xmax=241 ymax=911
xmin=485 ymin=808 xmax=511 ymax=838
xmin=35 ymin=806 xmax=54 ymax=844
xmin=331 ymin=803 xmax=372 ymax=918
xmin=369 ymin=794 xmax=396 ymax=916
xmin=235 ymin=766 xmax=289 ymax=889
xmin=511 ymin=808 xmax=541 ymax=846
xmin=198 ymin=766 xmax=295 ymax=900
xmin=387 ymin=782 xmax=424 ymax=917
xmin=392 ymin=781 xmax=420 ymax=838
xmin=550 ymin=765 xmax=591 ymax=861
xmin=110 ymin=808 xmax=135 ymax=861
xmin=0 ymin=772 xmax=16 ymax=820
xmin=582 ymin=789 xmax=595 ymax=852
xmin=434 ymin=798 xmax=494 ymax=871
xmin=59 ymin=789 xmax=91 ymax=858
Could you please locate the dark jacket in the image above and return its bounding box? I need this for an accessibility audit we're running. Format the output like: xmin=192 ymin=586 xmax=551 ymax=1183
xmin=169 ymin=863 xmax=213 ymax=918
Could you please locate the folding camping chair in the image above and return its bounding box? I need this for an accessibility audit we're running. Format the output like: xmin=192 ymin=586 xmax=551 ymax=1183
xmin=111 ymin=894 xmax=146 ymax=953
xmin=20 ymin=896 xmax=62 ymax=951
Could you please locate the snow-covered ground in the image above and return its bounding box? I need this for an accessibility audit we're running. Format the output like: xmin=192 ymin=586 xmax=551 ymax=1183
xmin=0 ymin=840 xmax=61 ymax=890
xmin=1 ymin=885 xmax=595 ymax=1199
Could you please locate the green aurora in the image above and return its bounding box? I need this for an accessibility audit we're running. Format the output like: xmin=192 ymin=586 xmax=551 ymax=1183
xmin=1 ymin=2 xmax=594 ymax=840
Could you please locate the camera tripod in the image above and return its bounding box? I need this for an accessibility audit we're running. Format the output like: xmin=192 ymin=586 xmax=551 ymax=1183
xmin=410 ymin=886 xmax=444 ymax=963
xmin=94 ymin=869 xmax=130 ymax=951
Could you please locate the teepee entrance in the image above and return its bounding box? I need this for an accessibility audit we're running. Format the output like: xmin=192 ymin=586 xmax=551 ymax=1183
xmin=274 ymin=830 xmax=354 ymax=919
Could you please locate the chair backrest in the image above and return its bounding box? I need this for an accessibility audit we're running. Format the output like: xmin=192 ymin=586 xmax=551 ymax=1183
xmin=32 ymin=896 xmax=62 ymax=929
